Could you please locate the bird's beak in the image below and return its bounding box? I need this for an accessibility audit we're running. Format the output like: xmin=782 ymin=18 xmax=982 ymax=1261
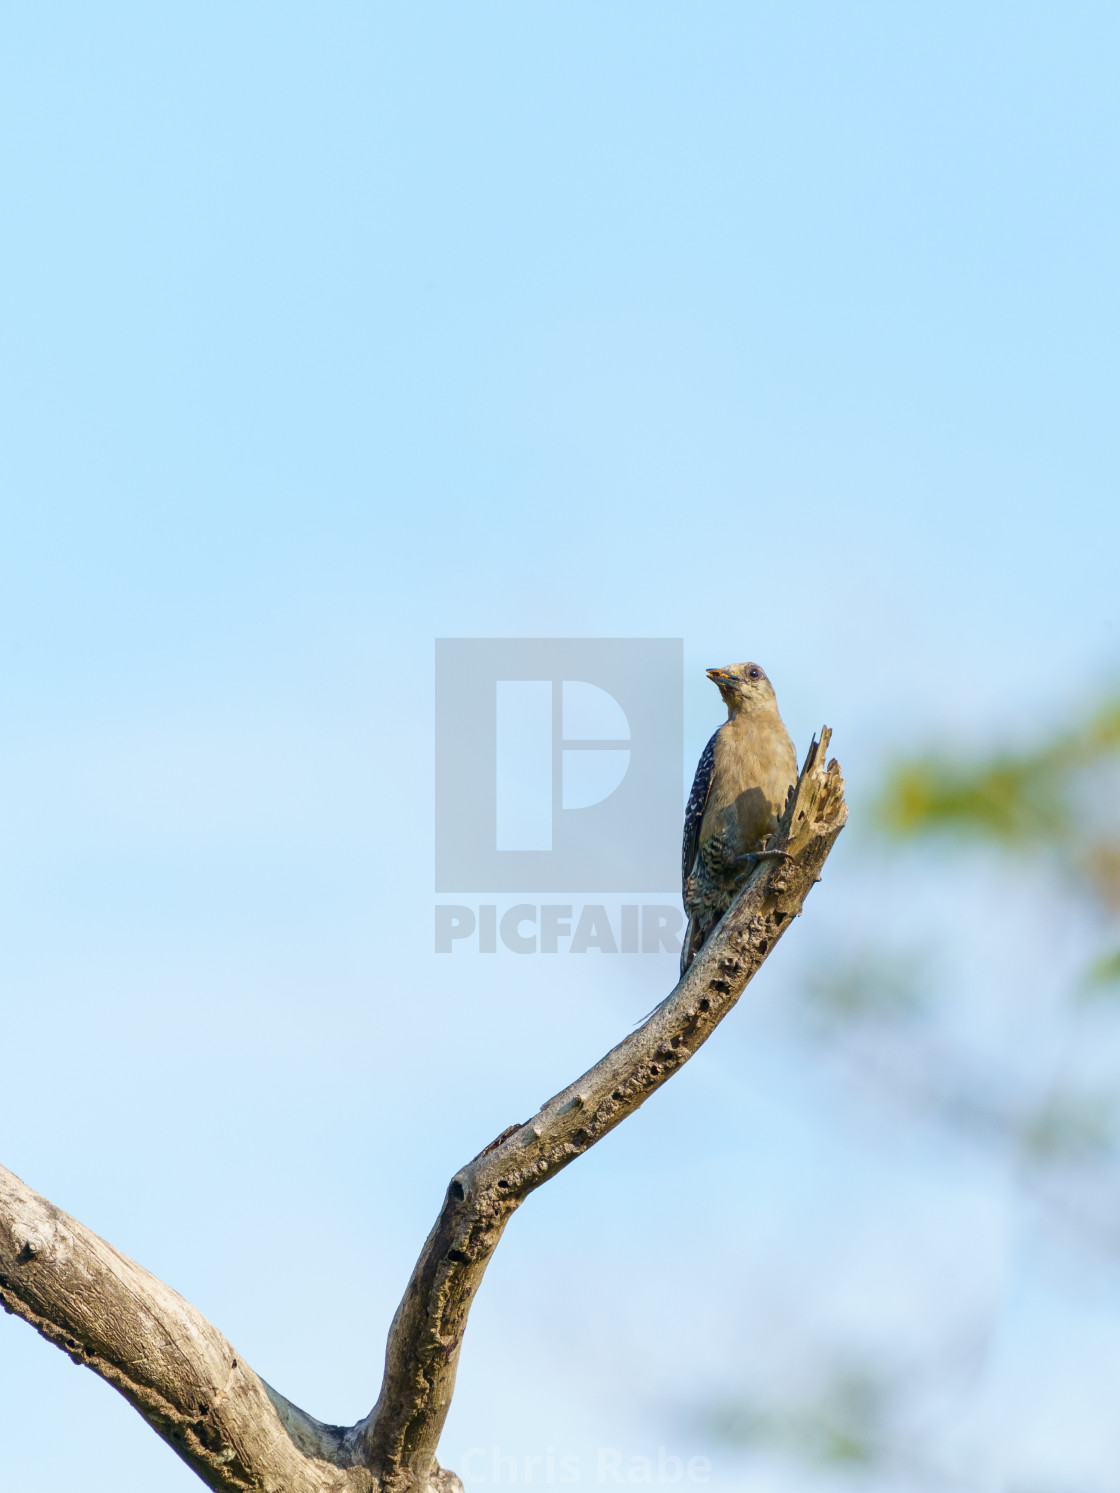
xmin=706 ymin=668 xmax=728 ymax=683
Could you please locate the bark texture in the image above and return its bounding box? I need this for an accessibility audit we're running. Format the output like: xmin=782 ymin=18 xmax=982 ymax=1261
xmin=0 ymin=731 xmax=846 ymax=1493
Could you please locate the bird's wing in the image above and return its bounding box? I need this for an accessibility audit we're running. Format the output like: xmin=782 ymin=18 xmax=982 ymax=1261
xmin=682 ymin=730 xmax=719 ymax=893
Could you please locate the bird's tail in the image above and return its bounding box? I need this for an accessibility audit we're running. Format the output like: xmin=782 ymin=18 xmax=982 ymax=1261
xmin=680 ymin=913 xmax=705 ymax=978
xmin=633 ymin=916 xmax=708 ymax=1028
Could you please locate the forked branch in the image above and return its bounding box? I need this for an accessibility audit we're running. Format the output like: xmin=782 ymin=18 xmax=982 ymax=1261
xmin=0 ymin=731 xmax=846 ymax=1493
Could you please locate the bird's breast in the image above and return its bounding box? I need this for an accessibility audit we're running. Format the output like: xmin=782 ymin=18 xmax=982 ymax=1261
xmin=703 ymin=715 xmax=797 ymax=851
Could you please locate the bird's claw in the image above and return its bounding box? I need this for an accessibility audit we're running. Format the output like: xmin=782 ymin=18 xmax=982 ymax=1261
xmin=730 ymin=848 xmax=792 ymax=873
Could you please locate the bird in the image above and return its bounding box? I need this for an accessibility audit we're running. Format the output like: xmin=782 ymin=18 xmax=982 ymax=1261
xmin=679 ymin=662 xmax=798 ymax=976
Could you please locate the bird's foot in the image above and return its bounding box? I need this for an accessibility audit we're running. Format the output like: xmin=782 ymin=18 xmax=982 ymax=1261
xmin=730 ymin=848 xmax=792 ymax=875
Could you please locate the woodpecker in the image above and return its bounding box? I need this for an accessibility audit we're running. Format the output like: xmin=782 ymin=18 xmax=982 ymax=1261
xmin=680 ymin=662 xmax=798 ymax=976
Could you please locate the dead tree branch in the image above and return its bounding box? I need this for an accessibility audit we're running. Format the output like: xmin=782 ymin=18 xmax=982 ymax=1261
xmin=0 ymin=731 xmax=846 ymax=1493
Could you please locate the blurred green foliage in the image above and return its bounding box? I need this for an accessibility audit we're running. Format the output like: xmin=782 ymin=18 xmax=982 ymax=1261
xmin=1085 ymin=947 xmax=1120 ymax=991
xmin=802 ymin=951 xmax=928 ymax=1026
xmin=705 ymin=1366 xmax=887 ymax=1469
xmin=1019 ymin=1091 xmax=1117 ymax=1164
xmin=877 ymin=696 xmax=1120 ymax=928
xmin=878 ymin=695 xmax=1118 ymax=838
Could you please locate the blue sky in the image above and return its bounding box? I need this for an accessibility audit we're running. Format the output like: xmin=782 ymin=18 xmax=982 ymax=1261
xmin=1 ymin=5 xmax=1118 ymax=1492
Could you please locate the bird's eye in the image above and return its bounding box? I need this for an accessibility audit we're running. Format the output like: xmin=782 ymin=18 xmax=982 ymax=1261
xmin=748 ymin=667 xmax=760 ymax=679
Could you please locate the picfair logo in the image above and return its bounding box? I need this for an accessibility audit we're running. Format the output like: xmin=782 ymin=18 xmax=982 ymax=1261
xmin=435 ymin=639 xmax=682 ymax=892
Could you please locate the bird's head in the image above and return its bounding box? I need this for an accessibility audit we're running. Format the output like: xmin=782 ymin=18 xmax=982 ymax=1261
xmin=706 ymin=662 xmax=777 ymax=717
